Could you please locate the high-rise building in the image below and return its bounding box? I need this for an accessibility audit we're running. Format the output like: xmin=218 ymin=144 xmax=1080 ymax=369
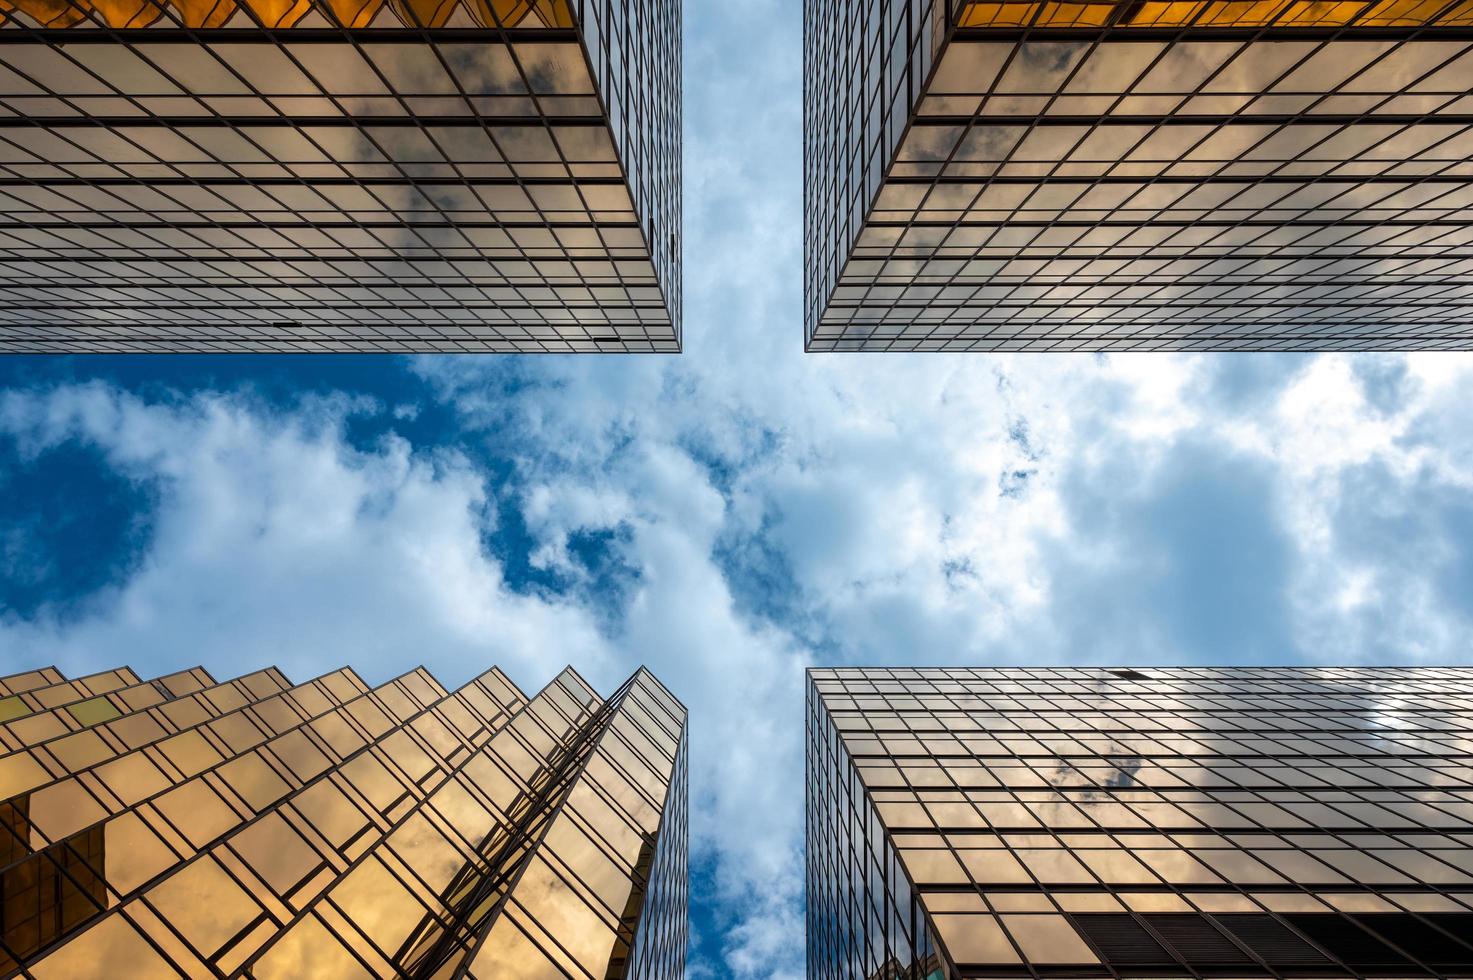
xmin=0 ymin=0 xmax=679 ymax=353
xmin=804 ymin=1 xmax=1473 ymax=351
xmin=807 ymin=666 xmax=1473 ymax=978
xmin=0 ymin=660 xmax=687 ymax=978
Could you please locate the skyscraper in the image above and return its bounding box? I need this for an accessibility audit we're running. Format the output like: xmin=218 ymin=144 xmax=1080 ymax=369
xmin=0 ymin=660 xmax=687 ymax=978
xmin=804 ymin=1 xmax=1473 ymax=351
xmin=808 ymin=666 xmax=1473 ymax=978
xmin=0 ymin=0 xmax=679 ymax=353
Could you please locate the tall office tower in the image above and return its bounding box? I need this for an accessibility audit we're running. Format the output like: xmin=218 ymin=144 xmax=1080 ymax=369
xmin=804 ymin=1 xmax=1473 ymax=352
xmin=0 ymin=0 xmax=679 ymax=353
xmin=807 ymin=666 xmax=1473 ymax=979
xmin=0 ymin=661 xmax=687 ymax=978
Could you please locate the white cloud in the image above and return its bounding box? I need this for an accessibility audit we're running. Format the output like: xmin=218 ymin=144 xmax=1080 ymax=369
xmin=0 ymin=382 xmax=608 ymax=687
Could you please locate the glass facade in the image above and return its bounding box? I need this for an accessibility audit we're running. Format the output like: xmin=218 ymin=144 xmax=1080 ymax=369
xmin=0 ymin=0 xmax=680 ymax=353
xmin=808 ymin=666 xmax=1473 ymax=978
xmin=0 ymin=660 xmax=687 ymax=978
xmin=804 ymin=0 xmax=1473 ymax=351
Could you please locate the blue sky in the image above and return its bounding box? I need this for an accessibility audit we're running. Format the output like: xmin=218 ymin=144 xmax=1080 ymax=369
xmin=5 ymin=2 xmax=1473 ymax=977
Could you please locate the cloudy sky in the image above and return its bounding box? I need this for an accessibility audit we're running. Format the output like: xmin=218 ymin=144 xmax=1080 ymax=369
xmin=5 ymin=1 xmax=1473 ymax=977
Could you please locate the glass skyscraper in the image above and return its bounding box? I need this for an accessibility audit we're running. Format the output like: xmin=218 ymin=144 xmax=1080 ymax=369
xmin=0 ymin=0 xmax=679 ymax=352
xmin=805 ymin=0 xmax=1473 ymax=351
xmin=808 ymin=666 xmax=1473 ymax=978
xmin=0 ymin=660 xmax=687 ymax=978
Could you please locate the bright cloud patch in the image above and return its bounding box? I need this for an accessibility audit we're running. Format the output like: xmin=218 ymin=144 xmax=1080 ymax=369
xmin=0 ymin=382 xmax=608 ymax=686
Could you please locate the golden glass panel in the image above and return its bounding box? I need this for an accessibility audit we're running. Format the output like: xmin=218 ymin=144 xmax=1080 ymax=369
xmin=28 ymin=779 xmax=107 ymax=844
xmin=97 ymin=753 xmax=171 ymax=808
xmin=219 ymin=753 xmax=291 ymax=812
xmin=154 ymin=779 xmax=240 ymax=849
xmin=1075 ymin=847 xmax=1160 ymax=884
xmin=469 ymin=912 xmax=566 ymax=979
xmin=1315 ymin=848 xmax=1417 ymax=884
xmin=328 ymin=856 xmax=422 ymax=954
xmin=0 ymin=695 xmax=29 ymax=722
xmin=250 ymin=912 xmax=370 ymax=980
xmin=48 ymin=730 xmax=112 ymax=773
xmin=931 ymin=913 xmax=1021 ymax=964
xmin=901 ymin=848 xmax=970 ymax=885
xmin=0 ymin=751 xmax=51 ymax=798
xmin=292 ymin=780 xmax=367 ymax=849
xmin=1002 ymin=913 xmax=1102 ymax=964
xmin=103 ymin=811 xmax=177 ymax=895
xmin=147 ymin=855 xmax=260 ymax=957
xmin=158 ymin=729 xmax=222 ymax=779
xmin=28 ymin=912 xmax=179 ymax=980
xmin=0 ymin=0 xmax=88 ymax=25
xmin=387 ymin=812 xmax=464 ymax=892
xmin=505 ymin=856 xmax=618 ymax=973
xmin=1015 ymin=848 xmax=1096 ymax=884
xmin=230 ymin=811 xmax=321 ymax=896
xmin=542 ymin=817 xmax=634 ymax=915
xmin=427 ymin=778 xmax=496 ymax=847
xmin=339 ymin=753 xmax=404 ymax=813
xmin=959 ymin=848 xmax=1032 ymax=884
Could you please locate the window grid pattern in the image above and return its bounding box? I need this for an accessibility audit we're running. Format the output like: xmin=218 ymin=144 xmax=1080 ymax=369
xmin=0 ymin=666 xmax=331 ymax=809
xmin=463 ymin=668 xmax=687 ymax=980
xmin=0 ymin=0 xmax=679 ymax=353
xmin=0 ymin=667 xmax=150 ymax=740
xmin=0 ymin=668 xmax=225 ymax=753
xmin=805 ymin=0 xmax=1473 ymax=351
xmin=808 ymin=675 xmax=945 ymax=980
xmin=0 ymin=672 xmax=67 ymax=701
xmin=623 ymin=723 xmax=688 ymax=980
xmin=1 ymin=661 xmax=688 ymax=979
xmin=807 ymin=666 xmax=1473 ymax=978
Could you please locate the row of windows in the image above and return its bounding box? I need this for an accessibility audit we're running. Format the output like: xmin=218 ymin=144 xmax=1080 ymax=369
xmin=2 ymin=307 xmax=670 ymax=328
xmin=952 ymin=0 xmax=1473 ymax=28
xmin=836 ymin=715 xmax=1473 ymax=742
xmin=1 ymin=180 xmax=637 ymax=216
xmin=3 ymin=669 xmax=258 ymax=751
xmin=0 ymin=42 xmax=594 ymax=101
xmin=0 ymin=123 xmax=620 ymax=167
xmin=925 ymin=39 xmax=1473 ymax=100
xmin=0 ymin=668 xmax=68 ymax=698
xmin=3 ymin=0 xmax=571 ymax=29
xmin=854 ymin=758 xmax=1473 ymax=793
xmin=812 ymin=665 xmax=1473 ymax=685
xmin=872 ymin=178 xmax=1473 ymax=222
xmin=866 ymin=787 xmax=1473 ymax=835
xmin=0 ymin=336 xmax=675 ymax=352
xmin=0 ymin=667 xmax=150 ymax=740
